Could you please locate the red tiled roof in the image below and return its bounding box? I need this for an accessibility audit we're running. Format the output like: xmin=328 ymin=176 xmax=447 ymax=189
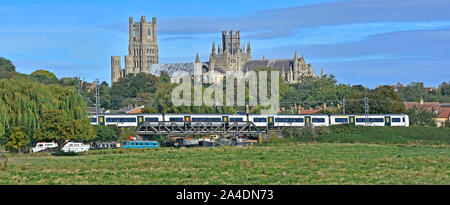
xmin=300 ymin=110 xmax=321 ymax=114
xmin=436 ymin=107 xmax=450 ymax=118
xmin=404 ymin=102 xmax=441 ymax=111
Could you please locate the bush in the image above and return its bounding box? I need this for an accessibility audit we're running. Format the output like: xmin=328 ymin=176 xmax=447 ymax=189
xmin=93 ymin=125 xmax=119 ymax=142
xmin=52 ymin=151 xmax=83 ymax=156
xmin=282 ymin=126 xmax=331 ymax=142
xmin=282 ymin=124 xmax=450 ymax=145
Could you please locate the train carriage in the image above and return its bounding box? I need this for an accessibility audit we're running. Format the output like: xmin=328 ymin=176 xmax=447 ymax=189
xmin=190 ymin=114 xmax=224 ymax=127
xmin=90 ymin=113 xmax=409 ymax=128
xmin=274 ymin=115 xmax=305 ymax=127
xmin=309 ymin=114 xmax=330 ymax=127
xmin=140 ymin=114 xmax=164 ymax=126
xmin=248 ymin=114 xmax=270 ymax=127
xmin=330 ymin=114 xmax=409 ymax=127
xmin=163 ymin=114 xmax=188 ymax=126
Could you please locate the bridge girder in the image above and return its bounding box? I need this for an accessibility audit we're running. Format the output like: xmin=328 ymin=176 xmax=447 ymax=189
xmin=134 ymin=121 xmax=264 ymax=137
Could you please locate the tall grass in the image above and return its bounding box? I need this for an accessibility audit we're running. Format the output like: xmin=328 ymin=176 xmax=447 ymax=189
xmin=0 ymin=144 xmax=448 ymax=184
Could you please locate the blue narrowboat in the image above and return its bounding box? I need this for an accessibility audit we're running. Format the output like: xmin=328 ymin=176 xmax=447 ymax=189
xmin=121 ymin=141 xmax=160 ymax=148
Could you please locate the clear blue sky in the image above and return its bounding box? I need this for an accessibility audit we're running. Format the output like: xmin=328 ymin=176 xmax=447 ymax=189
xmin=1 ymin=0 xmax=449 ymax=87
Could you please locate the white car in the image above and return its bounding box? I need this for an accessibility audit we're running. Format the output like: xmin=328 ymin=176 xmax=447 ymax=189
xmin=61 ymin=142 xmax=90 ymax=153
xmin=32 ymin=142 xmax=58 ymax=153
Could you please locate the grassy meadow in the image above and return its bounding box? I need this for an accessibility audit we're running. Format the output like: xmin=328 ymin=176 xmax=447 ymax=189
xmin=0 ymin=143 xmax=448 ymax=185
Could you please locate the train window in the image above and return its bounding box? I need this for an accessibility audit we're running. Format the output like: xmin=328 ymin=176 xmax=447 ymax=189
xmin=230 ymin=118 xmax=243 ymax=122
xmin=275 ymin=118 xmax=288 ymax=122
xmin=312 ymin=118 xmax=325 ymax=123
xmin=91 ymin=118 xmax=97 ymax=122
xmin=145 ymin=118 xmax=159 ymax=122
xmin=292 ymin=118 xmax=303 ymax=122
xmin=106 ymin=118 xmax=137 ymax=122
xmin=253 ymin=118 xmax=267 ymax=122
xmin=369 ymin=118 xmax=384 ymax=123
xmin=274 ymin=118 xmax=303 ymax=122
xmin=392 ymin=118 xmax=401 ymax=122
xmin=170 ymin=117 xmax=183 ymax=122
xmin=356 ymin=118 xmax=366 ymax=123
xmin=402 ymin=117 xmax=405 ymax=122
xmin=192 ymin=118 xmax=221 ymax=122
xmin=335 ymin=118 xmax=348 ymax=123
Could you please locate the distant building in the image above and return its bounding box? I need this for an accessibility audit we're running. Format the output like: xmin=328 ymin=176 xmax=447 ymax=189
xmin=404 ymin=98 xmax=441 ymax=114
xmin=404 ymin=98 xmax=450 ymax=127
xmin=435 ymin=107 xmax=450 ymax=127
xmin=149 ymin=30 xmax=322 ymax=84
xmin=424 ymin=86 xmax=437 ymax=93
xmin=376 ymin=82 xmax=404 ymax=92
xmin=87 ymin=107 xmax=107 ymax=115
xmin=118 ymin=104 xmax=145 ymax=114
xmin=204 ymin=30 xmax=320 ymax=83
xmin=299 ymin=107 xmax=323 ymax=114
xmin=111 ymin=16 xmax=159 ymax=84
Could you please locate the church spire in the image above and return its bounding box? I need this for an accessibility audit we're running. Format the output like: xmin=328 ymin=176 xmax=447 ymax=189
xmin=211 ymin=42 xmax=216 ymax=55
xmin=294 ymin=51 xmax=298 ymax=60
xmin=195 ymin=52 xmax=200 ymax=63
xmin=247 ymin=41 xmax=251 ymax=59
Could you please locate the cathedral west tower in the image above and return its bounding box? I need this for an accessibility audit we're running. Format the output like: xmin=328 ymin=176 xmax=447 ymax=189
xmin=111 ymin=16 xmax=159 ymax=84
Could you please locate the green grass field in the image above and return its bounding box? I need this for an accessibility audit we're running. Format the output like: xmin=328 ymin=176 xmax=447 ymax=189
xmin=0 ymin=143 xmax=448 ymax=185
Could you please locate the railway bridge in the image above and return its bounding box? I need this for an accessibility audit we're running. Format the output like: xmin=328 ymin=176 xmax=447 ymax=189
xmin=133 ymin=121 xmax=267 ymax=137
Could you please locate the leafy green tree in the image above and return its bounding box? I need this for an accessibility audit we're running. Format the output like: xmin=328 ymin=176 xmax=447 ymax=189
xmin=30 ymin=70 xmax=58 ymax=84
xmin=346 ymin=87 xmax=405 ymax=114
xmin=405 ymin=107 xmax=437 ymax=127
xmin=0 ymin=57 xmax=16 ymax=78
xmin=33 ymin=109 xmax=95 ymax=149
xmin=5 ymin=127 xmax=27 ymax=153
xmin=281 ymin=74 xmax=356 ymax=112
xmin=398 ymin=82 xmax=450 ymax=103
xmin=0 ymin=75 xmax=93 ymax=150
xmin=93 ymin=125 xmax=119 ymax=142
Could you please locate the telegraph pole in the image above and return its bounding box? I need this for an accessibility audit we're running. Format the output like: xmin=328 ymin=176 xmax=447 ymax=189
xmin=342 ymin=97 xmax=345 ymax=114
xmin=364 ymin=97 xmax=369 ymax=126
xmin=95 ymin=78 xmax=101 ymax=117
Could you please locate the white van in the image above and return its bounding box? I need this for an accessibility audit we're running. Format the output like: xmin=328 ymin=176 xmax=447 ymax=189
xmin=61 ymin=142 xmax=90 ymax=153
xmin=32 ymin=142 xmax=58 ymax=153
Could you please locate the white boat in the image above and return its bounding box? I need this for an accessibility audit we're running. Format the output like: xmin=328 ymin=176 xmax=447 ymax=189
xmin=32 ymin=142 xmax=58 ymax=153
xmin=61 ymin=142 xmax=90 ymax=153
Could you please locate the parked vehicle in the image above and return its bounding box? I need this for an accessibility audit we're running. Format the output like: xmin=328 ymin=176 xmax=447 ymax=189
xmin=121 ymin=140 xmax=159 ymax=148
xmin=61 ymin=142 xmax=90 ymax=152
xmin=32 ymin=142 xmax=58 ymax=153
xmin=91 ymin=142 xmax=121 ymax=150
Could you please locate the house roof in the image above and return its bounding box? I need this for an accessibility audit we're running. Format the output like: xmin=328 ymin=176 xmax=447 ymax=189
xmin=118 ymin=105 xmax=145 ymax=114
xmin=404 ymin=102 xmax=441 ymax=111
xmin=436 ymin=107 xmax=450 ymax=118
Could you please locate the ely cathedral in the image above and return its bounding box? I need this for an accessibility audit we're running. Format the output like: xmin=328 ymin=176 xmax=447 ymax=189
xmin=111 ymin=16 xmax=158 ymax=84
xmin=111 ymin=16 xmax=322 ymax=84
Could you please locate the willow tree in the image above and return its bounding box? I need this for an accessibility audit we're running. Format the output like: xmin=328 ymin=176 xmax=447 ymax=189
xmin=0 ymin=76 xmax=94 ymax=149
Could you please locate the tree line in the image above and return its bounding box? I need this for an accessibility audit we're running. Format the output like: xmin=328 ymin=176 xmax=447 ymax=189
xmin=1 ymin=57 xmax=448 ymax=152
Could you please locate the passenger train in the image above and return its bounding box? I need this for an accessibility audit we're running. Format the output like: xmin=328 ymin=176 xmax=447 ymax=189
xmin=89 ymin=113 xmax=409 ymax=127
